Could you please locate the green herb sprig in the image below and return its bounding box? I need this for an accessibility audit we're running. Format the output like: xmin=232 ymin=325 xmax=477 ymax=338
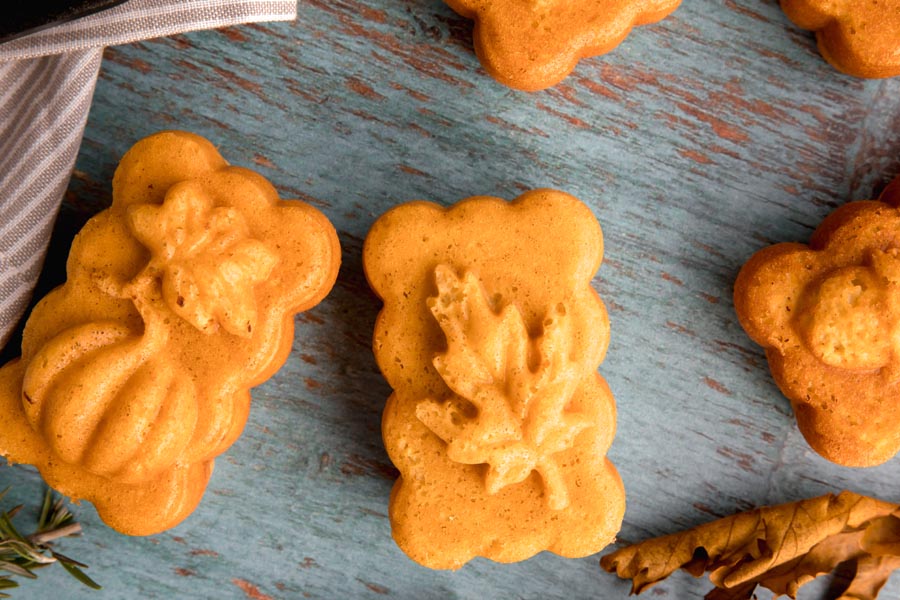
xmin=0 ymin=487 xmax=100 ymax=596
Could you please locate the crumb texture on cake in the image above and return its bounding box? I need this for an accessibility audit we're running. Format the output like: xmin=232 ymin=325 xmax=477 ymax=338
xmin=444 ymin=0 xmax=681 ymax=91
xmin=781 ymin=0 xmax=900 ymax=78
xmin=363 ymin=189 xmax=625 ymax=569
xmin=734 ymin=177 xmax=900 ymax=467
xmin=0 ymin=130 xmax=340 ymax=535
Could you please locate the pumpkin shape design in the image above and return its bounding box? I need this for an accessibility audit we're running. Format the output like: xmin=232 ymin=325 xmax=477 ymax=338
xmin=21 ymin=318 xmax=197 ymax=485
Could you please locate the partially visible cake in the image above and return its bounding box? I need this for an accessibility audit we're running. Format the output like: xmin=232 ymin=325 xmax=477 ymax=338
xmin=735 ymin=177 xmax=900 ymax=466
xmin=0 ymin=131 xmax=341 ymax=535
xmin=782 ymin=0 xmax=900 ymax=78
xmin=444 ymin=0 xmax=681 ymax=90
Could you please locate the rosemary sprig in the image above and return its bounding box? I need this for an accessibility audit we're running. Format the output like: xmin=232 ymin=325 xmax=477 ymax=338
xmin=0 ymin=487 xmax=100 ymax=596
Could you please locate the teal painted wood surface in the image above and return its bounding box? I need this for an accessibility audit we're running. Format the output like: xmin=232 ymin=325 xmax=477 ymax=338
xmin=3 ymin=0 xmax=900 ymax=598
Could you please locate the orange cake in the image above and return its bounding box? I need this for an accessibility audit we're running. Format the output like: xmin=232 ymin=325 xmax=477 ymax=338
xmin=0 ymin=131 xmax=340 ymax=535
xmin=444 ymin=0 xmax=681 ymax=91
xmin=734 ymin=176 xmax=900 ymax=467
xmin=781 ymin=0 xmax=900 ymax=78
xmin=363 ymin=189 xmax=625 ymax=569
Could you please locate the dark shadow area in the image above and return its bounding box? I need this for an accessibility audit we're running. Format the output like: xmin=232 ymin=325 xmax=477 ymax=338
xmin=328 ymin=229 xmax=395 ymax=457
xmin=825 ymin=559 xmax=859 ymax=600
xmin=0 ymin=204 xmax=91 ymax=364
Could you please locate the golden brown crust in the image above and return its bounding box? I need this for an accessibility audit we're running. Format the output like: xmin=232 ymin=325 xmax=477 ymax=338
xmin=363 ymin=189 xmax=625 ymax=569
xmin=0 ymin=131 xmax=340 ymax=535
xmin=734 ymin=178 xmax=900 ymax=467
xmin=444 ymin=0 xmax=681 ymax=91
xmin=781 ymin=0 xmax=900 ymax=78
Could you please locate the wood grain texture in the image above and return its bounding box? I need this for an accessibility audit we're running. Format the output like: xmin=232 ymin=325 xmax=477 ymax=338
xmin=3 ymin=0 xmax=900 ymax=597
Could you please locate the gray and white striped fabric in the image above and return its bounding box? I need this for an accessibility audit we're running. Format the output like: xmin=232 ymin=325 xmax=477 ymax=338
xmin=0 ymin=0 xmax=297 ymax=349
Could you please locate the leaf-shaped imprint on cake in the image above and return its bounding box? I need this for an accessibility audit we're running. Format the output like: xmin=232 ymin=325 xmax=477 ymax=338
xmin=416 ymin=264 xmax=595 ymax=510
xmin=21 ymin=316 xmax=198 ymax=484
xmin=127 ymin=181 xmax=279 ymax=338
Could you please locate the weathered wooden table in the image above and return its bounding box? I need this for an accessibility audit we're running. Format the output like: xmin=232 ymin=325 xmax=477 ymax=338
xmin=3 ymin=0 xmax=900 ymax=598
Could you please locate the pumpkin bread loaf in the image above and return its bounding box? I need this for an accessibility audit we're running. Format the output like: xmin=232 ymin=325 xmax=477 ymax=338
xmin=363 ymin=189 xmax=625 ymax=569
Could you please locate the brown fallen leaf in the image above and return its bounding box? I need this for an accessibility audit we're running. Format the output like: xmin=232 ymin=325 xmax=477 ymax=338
xmin=600 ymin=491 xmax=900 ymax=600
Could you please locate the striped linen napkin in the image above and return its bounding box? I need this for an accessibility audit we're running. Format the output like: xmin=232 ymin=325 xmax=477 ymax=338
xmin=0 ymin=0 xmax=297 ymax=349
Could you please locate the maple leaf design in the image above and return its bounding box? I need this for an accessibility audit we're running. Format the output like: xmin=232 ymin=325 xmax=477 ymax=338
xmin=127 ymin=181 xmax=278 ymax=338
xmin=601 ymin=491 xmax=900 ymax=600
xmin=415 ymin=264 xmax=595 ymax=510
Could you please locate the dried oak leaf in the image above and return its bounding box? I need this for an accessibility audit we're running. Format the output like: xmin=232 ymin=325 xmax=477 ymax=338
xmin=601 ymin=491 xmax=900 ymax=600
